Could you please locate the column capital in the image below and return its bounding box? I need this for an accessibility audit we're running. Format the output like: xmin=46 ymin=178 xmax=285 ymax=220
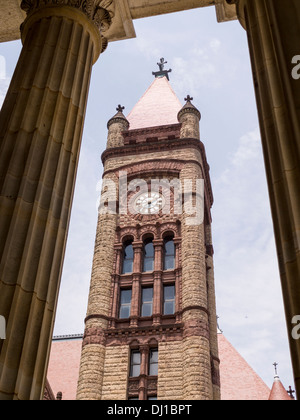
xmin=20 ymin=0 xmax=115 ymax=59
xmin=153 ymin=239 xmax=164 ymax=247
xmin=226 ymin=0 xmax=246 ymax=29
xmin=132 ymin=241 xmax=144 ymax=250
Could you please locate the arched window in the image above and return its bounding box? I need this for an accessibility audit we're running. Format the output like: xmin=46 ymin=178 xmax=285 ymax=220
xmin=122 ymin=240 xmax=134 ymax=274
xmin=164 ymin=236 xmax=175 ymax=270
xmin=143 ymin=238 xmax=154 ymax=272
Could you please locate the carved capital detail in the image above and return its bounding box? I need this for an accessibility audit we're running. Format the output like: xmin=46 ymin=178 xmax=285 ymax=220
xmin=21 ymin=0 xmax=115 ymax=33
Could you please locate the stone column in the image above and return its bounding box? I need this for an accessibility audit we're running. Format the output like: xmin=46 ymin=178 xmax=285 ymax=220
xmin=139 ymin=346 xmax=148 ymax=400
xmin=233 ymin=0 xmax=300 ymax=398
xmin=0 ymin=0 xmax=113 ymax=400
xmin=110 ymin=245 xmax=122 ymax=328
xmin=153 ymin=239 xmax=163 ymax=325
xmin=130 ymin=242 xmax=143 ymax=326
xmin=174 ymin=238 xmax=182 ymax=323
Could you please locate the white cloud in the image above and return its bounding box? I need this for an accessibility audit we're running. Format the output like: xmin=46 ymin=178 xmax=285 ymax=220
xmin=212 ymin=128 xmax=294 ymax=388
xmin=171 ymin=38 xmax=223 ymax=95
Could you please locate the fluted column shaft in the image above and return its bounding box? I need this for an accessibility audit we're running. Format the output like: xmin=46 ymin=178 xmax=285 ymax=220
xmin=0 ymin=1 xmax=110 ymax=400
xmin=235 ymin=0 xmax=300 ymax=398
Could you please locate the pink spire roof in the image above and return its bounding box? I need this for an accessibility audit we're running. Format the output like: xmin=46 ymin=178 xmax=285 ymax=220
xmin=126 ymin=76 xmax=182 ymax=130
xmin=217 ymin=333 xmax=271 ymax=400
xmin=268 ymin=376 xmax=293 ymax=401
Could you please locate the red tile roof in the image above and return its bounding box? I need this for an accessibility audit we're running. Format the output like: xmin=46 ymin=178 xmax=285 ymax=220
xmin=47 ymin=337 xmax=82 ymax=401
xmin=127 ymin=76 xmax=182 ymax=130
xmin=217 ymin=333 xmax=271 ymax=400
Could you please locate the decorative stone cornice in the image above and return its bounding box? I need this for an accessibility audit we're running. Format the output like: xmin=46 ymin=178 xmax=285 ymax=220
xmin=20 ymin=0 xmax=115 ymax=53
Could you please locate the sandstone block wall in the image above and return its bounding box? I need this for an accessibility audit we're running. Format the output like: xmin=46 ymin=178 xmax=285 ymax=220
xmin=157 ymin=341 xmax=183 ymax=400
xmin=101 ymin=345 xmax=129 ymax=400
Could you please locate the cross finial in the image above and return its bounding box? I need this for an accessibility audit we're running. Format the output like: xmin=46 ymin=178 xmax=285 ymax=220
xmin=287 ymin=386 xmax=295 ymax=399
xmin=116 ymin=105 xmax=125 ymax=113
xmin=152 ymin=57 xmax=172 ymax=81
xmin=157 ymin=58 xmax=167 ymax=71
xmin=273 ymin=362 xmax=279 ymax=376
xmin=185 ymin=95 xmax=193 ymax=103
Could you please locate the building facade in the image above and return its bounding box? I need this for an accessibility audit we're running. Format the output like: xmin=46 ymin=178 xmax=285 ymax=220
xmin=76 ymin=72 xmax=220 ymax=400
xmin=1 ymin=0 xmax=300 ymax=400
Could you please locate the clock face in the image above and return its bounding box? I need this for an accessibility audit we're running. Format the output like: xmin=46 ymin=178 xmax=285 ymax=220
xmin=134 ymin=192 xmax=164 ymax=215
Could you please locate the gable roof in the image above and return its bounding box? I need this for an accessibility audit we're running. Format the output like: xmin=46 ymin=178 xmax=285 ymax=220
xmin=126 ymin=76 xmax=182 ymax=130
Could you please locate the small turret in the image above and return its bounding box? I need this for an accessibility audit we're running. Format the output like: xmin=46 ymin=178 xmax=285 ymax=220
xmin=177 ymin=95 xmax=201 ymax=140
xmin=106 ymin=105 xmax=129 ymax=148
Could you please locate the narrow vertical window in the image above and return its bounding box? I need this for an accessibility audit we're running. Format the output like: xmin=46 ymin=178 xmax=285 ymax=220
xmin=119 ymin=289 xmax=132 ymax=319
xmin=130 ymin=350 xmax=141 ymax=377
xmin=143 ymin=238 xmax=154 ymax=272
xmin=163 ymin=285 xmax=175 ymax=315
xmin=122 ymin=240 xmax=134 ymax=274
xmin=149 ymin=349 xmax=158 ymax=376
xmin=164 ymin=237 xmax=175 ymax=270
xmin=141 ymin=287 xmax=153 ymax=317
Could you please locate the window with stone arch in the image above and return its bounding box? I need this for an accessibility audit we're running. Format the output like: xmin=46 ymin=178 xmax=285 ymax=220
xmin=163 ymin=233 xmax=175 ymax=270
xmin=122 ymin=238 xmax=134 ymax=274
xmin=127 ymin=339 xmax=159 ymax=400
xmin=143 ymin=236 xmax=155 ymax=272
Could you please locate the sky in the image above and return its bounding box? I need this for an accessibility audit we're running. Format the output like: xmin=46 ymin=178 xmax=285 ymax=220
xmin=0 ymin=6 xmax=295 ymax=395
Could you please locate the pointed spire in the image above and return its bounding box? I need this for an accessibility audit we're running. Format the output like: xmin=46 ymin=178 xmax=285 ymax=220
xmin=177 ymin=95 xmax=201 ymax=139
xmin=178 ymin=94 xmax=201 ymax=121
xmin=269 ymin=363 xmax=293 ymax=400
xmin=107 ymin=104 xmax=129 ymax=129
xmin=126 ymin=77 xmax=182 ymax=130
xmin=106 ymin=105 xmax=130 ymax=148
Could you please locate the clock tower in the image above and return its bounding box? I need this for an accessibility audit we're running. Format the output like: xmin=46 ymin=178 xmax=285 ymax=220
xmin=76 ymin=66 xmax=220 ymax=400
